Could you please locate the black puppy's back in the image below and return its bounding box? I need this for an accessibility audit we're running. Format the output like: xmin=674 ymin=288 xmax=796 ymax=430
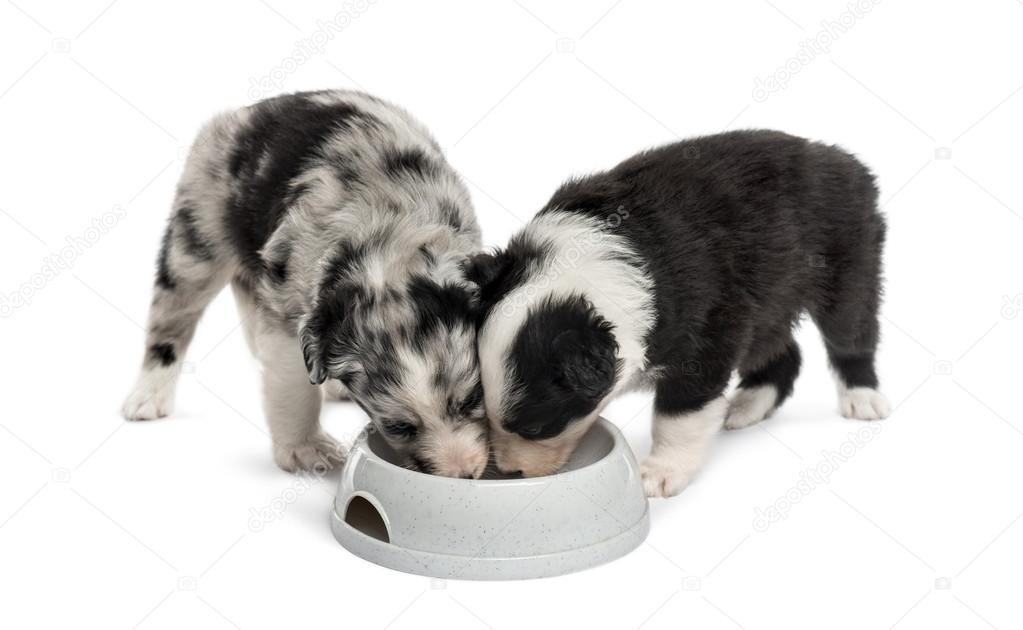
xmin=542 ymin=130 xmax=885 ymax=411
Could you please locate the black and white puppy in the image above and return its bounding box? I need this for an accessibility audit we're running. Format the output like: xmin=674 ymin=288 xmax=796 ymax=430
xmin=123 ymin=90 xmax=489 ymax=478
xmin=469 ymin=130 xmax=890 ymax=497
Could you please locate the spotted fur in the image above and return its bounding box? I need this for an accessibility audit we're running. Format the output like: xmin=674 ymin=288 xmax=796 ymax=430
xmin=123 ymin=90 xmax=488 ymax=478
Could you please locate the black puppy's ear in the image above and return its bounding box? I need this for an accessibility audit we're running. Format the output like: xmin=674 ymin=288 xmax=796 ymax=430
xmin=551 ymin=323 xmax=620 ymax=401
xmin=462 ymin=249 xmax=510 ymax=290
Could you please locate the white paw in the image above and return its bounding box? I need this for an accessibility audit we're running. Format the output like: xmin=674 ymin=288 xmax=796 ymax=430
xmin=724 ymin=385 xmax=778 ymax=430
xmin=839 ymin=387 xmax=891 ymax=420
xmin=640 ymin=456 xmax=693 ymax=498
xmin=122 ymin=371 xmax=177 ymax=420
xmin=321 ymin=380 xmax=350 ymax=401
xmin=273 ymin=432 xmax=346 ymax=473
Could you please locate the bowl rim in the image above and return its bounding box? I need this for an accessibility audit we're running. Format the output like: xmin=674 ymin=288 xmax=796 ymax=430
xmin=352 ymin=417 xmax=627 ymax=487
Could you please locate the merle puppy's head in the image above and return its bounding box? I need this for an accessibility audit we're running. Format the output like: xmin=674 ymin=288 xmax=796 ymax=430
xmin=301 ymin=231 xmax=488 ymax=479
xmin=467 ymin=248 xmax=623 ymax=477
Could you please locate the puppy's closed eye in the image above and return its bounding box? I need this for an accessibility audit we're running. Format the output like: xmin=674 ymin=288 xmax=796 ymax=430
xmin=457 ymin=383 xmax=484 ymax=416
xmin=382 ymin=421 xmax=418 ymax=439
xmin=507 ymin=423 xmax=558 ymax=441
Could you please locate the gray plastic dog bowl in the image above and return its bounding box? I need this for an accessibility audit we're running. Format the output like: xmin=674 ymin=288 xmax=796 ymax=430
xmin=331 ymin=418 xmax=650 ymax=580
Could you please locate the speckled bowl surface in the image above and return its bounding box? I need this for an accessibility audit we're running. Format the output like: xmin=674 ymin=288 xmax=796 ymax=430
xmin=330 ymin=418 xmax=650 ymax=580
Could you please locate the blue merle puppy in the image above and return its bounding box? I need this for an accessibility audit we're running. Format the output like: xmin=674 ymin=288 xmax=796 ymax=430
xmin=468 ymin=130 xmax=890 ymax=497
xmin=122 ymin=90 xmax=489 ymax=478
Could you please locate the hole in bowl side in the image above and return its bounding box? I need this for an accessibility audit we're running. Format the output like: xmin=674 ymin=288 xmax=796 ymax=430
xmin=344 ymin=495 xmax=390 ymax=543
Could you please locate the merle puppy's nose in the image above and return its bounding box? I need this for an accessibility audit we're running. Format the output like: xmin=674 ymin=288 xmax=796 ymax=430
xmin=459 ymin=473 xmax=474 ymax=479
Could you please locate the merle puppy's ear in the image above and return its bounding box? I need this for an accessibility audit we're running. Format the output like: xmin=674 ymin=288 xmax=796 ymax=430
xmin=462 ymin=249 xmax=510 ymax=290
xmin=301 ymin=310 xmax=364 ymax=387
xmin=300 ymin=309 xmax=329 ymax=385
xmin=300 ymin=289 xmax=355 ymax=385
xmin=551 ymin=321 xmax=621 ymax=402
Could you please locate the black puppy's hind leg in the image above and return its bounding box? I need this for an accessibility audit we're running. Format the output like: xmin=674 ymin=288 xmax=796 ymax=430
xmin=810 ymin=215 xmax=892 ymax=419
xmin=825 ymin=342 xmax=889 ymax=420
xmin=724 ymin=341 xmax=801 ymax=430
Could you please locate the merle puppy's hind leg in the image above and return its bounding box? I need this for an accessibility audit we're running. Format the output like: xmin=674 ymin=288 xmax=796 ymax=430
xmin=725 ymin=340 xmax=801 ymax=430
xmin=123 ymin=113 xmax=243 ymax=420
xmin=122 ymin=207 xmax=234 ymax=420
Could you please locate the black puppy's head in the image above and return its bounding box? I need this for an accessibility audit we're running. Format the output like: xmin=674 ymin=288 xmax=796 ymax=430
xmin=467 ymin=210 xmax=654 ymax=476
xmin=476 ymin=281 xmax=621 ymax=475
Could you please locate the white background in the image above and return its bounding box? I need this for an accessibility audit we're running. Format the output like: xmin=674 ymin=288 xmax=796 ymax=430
xmin=2 ymin=0 xmax=1022 ymax=628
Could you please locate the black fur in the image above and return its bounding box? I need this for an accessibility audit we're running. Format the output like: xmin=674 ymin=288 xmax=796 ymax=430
xmin=146 ymin=342 xmax=176 ymax=367
xmin=826 ymin=352 xmax=878 ymax=389
xmin=155 ymin=226 xmax=175 ymax=289
xmin=448 ymin=380 xmax=484 ymax=419
xmin=300 ymin=284 xmax=357 ymax=385
xmin=464 ymin=239 xmax=552 ymax=320
xmin=738 ymin=341 xmax=802 ymax=407
xmin=502 ymin=295 xmax=621 ymax=439
xmin=264 ymin=241 xmax=290 ymax=284
xmin=322 ymin=239 xmax=369 ymax=291
xmin=226 ymin=95 xmax=378 ymax=275
xmin=438 ymin=199 xmax=463 ymax=231
xmin=407 ymin=276 xmax=476 ymax=342
xmin=483 ymin=130 xmax=885 ymax=433
xmin=174 ymin=207 xmax=215 ymax=261
xmin=381 ymin=146 xmax=437 ymax=181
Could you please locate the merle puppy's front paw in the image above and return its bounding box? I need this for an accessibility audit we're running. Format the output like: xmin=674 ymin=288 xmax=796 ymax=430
xmin=273 ymin=432 xmax=346 ymax=473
